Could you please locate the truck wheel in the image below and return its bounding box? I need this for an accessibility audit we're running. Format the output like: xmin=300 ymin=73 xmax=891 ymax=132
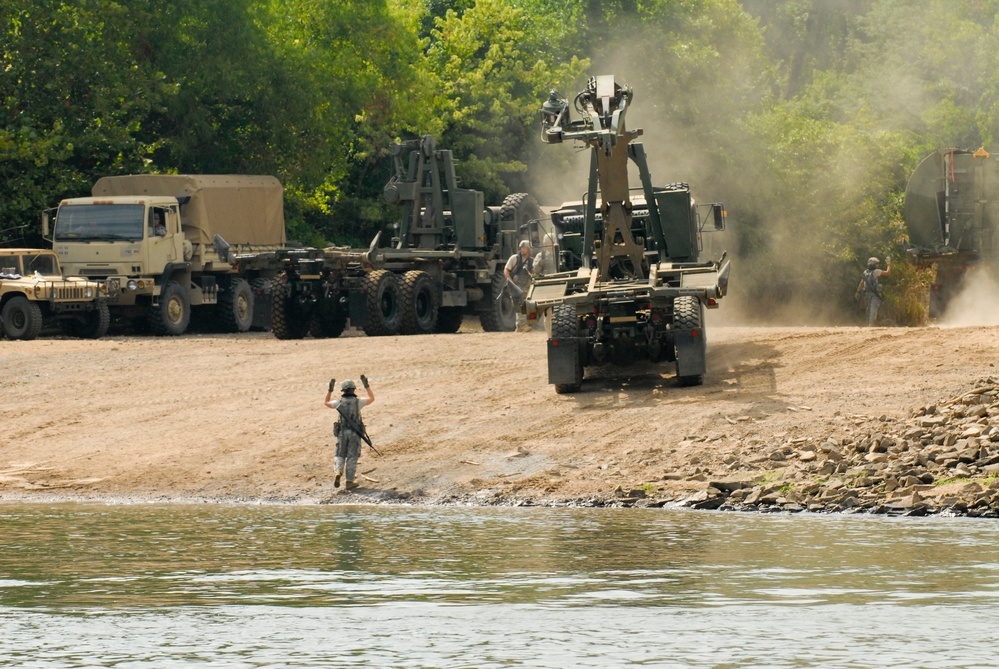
xmin=551 ymin=303 xmax=582 ymax=393
xmin=71 ymin=301 xmax=111 ymax=339
xmin=479 ymin=270 xmax=516 ymax=332
xmin=435 ymin=307 xmax=463 ymax=333
xmin=1 ymin=296 xmax=43 ymax=340
xmin=219 ymin=278 xmax=253 ymax=332
xmin=148 ymin=280 xmax=191 ymax=336
xmin=271 ymin=276 xmax=309 ymax=340
xmin=362 ymin=269 xmax=401 ymax=336
xmin=500 ymin=192 xmax=543 ymax=235
xmin=673 ymin=295 xmax=705 ymax=387
xmin=400 ymin=270 xmax=438 ymax=335
xmin=309 ymin=287 xmax=347 ymax=338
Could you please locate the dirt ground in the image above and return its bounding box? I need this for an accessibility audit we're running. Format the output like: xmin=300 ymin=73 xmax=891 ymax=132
xmin=2 ymin=319 xmax=998 ymax=505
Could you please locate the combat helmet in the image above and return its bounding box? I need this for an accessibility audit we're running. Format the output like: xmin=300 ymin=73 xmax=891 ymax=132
xmin=341 ymin=379 xmax=356 ymax=392
xmin=867 ymin=257 xmax=879 ymax=268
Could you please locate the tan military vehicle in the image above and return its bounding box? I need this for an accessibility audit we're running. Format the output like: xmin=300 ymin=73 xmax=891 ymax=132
xmin=0 ymin=248 xmax=109 ymax=340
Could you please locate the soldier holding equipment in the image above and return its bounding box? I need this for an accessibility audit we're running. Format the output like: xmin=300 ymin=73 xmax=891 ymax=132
xmin=324 ymin=375 xmax=376 ymax=490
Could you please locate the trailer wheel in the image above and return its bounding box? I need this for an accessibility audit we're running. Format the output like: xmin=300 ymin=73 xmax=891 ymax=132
xmin=1 ymin=296 xmax=43 ymax=340
xmin=309 ymin=287 xmax=347 ymax=338
xmin=400 ymin=270 xmax=438 ymax=335
xmin=479 ymin=270 xmax=516 ymax=332
xmin=551 ymin=303 xmax=582 ymax=394
xmin=673 ymin=295 xmax=705 ymax=387
xmin=67 ymin=301 xmax=110 ymax=339
xmin=362 ymin=269 xmax=401 ymax=336
xmin=271 ymin=276 xmax=309 ymax=340
xmin=435 ymin=307 xmax=463 ymax=333
xmin=219 ymin=278 xmax=254 ymax=332
xmin=148 ymin=280 xmax=190 ymax=336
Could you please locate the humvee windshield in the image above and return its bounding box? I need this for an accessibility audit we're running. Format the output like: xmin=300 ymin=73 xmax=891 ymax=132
xmin=54 ymin=204 xmax=145 ymax=241
xmin=24 ymin=253 xmax=58 ymax=275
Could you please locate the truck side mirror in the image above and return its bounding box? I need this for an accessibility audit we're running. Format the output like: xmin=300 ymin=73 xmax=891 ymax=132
xmin=712 ymin=204 xmax=726 ymax=231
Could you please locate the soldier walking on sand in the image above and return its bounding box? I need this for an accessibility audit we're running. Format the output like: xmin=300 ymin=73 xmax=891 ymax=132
xmin=505 ymin=240 xmax=534 ymax=332
xmin=324 ymin=375 xmax=375 ymax=490
xmin=855 ymin=256 xmax=891 ymax=326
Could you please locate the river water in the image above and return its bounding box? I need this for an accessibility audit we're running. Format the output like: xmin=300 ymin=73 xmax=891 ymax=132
xmin=1 ymin=503 xmax=998 ymax=668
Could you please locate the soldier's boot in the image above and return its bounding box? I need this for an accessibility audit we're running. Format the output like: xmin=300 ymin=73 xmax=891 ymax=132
xmin=333 ymin=473 xmax=342 ymax=488
xmin=345 ymin=480 xmax=359 ymax=490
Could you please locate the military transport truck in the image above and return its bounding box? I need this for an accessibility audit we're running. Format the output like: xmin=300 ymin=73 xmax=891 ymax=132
xmin=523 ymin=75 xmax=730 ymax=393
xmin=43 ymin=175 xmax=287 ymax=335
xmin=238 ymin=135 xmax=548 ymax=339
xmin=0 ymin=248 xmax=108 ymax=340
xmin=904 ymin=147 xmax=999 ymax=318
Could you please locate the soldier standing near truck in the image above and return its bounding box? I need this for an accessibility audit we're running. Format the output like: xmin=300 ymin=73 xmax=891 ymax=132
xmin=855 ymin=256 xmax=891 ymax=326
xmin=324 ymin=375 xmax=375 ymax=490
xmin=505 ymin=240 xmax=534 ymax=331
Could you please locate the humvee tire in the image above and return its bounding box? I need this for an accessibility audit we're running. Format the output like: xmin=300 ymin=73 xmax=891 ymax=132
xmin=2 ymin=295 xmax=43 ymax=340
xmin=362 ymin=269 xmax=401 ymax=336
xmin=64 ymin=301 xmax=111 ymax=339
xmin=399 ymin=270 xmax=438 ymax=335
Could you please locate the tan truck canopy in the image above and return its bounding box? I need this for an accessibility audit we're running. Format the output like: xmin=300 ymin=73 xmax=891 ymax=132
xmin=92 ymin=175 xmax=286 ymax=247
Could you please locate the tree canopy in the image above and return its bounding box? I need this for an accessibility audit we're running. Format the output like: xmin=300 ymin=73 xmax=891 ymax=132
xmin=3 ymin=0 xmax=998 ymax=322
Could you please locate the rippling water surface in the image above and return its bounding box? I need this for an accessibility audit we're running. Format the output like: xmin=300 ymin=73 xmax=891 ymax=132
xmin=2 ymin=503 xmax=998 ymax=667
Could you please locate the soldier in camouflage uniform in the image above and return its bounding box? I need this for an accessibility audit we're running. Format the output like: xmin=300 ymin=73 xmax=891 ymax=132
xmin=324 ymin=375 xmax=375 ymax=490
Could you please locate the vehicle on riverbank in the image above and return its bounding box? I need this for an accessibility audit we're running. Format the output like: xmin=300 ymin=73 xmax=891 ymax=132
xmin=0 ymin=248 xmax=108 ymax=340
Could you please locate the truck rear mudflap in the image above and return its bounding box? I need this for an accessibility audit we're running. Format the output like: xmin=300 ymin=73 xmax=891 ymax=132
xmin=547 ymin=336 xmax=581 ymax=385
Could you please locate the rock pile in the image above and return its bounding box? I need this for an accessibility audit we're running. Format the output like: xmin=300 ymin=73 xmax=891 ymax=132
xmin=677 ymin=377 xmax=999 ymax=516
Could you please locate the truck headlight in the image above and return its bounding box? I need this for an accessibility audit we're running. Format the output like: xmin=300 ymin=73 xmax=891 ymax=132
xmin=127 ymin=279 xmax=139 ymax=291
xmin=85 ymin=286 xmax=94 ymax=298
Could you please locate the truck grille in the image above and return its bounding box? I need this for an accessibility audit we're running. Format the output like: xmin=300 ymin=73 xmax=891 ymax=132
xmin=52 ymin=284 xmax=90 ymax=300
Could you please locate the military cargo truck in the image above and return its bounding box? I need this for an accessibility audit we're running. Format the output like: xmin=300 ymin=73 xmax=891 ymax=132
xmin=239 ymin=135 xmax=549 ymax=339
xmin=0 ymin=248 xmax=108 ymax=340
xmin=523 ymin=75 xmax=730 ymax=393
xmin=43 ymin=175 xmax=287 ymax=335
xmin=904 ymin=147 xmax=999 ymax=318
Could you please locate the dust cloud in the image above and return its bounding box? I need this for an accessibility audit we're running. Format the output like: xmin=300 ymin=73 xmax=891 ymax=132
xmin=939 ymin=270 xmax=999 ymax=327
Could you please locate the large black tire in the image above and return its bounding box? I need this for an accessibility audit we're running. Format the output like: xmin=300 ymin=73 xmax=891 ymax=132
xmin=147 ymin=280 xmax=190 ymax=336
xmin=673 ymin=295 xmax=705 ymax=387
xmin=500 ymin=192 xmax=543 ymax=236
xmin=309 ymin=287 xmax=347 ymax=339
xmin=69 ymin=301 xmax=111 ymax=339
xmin=479 ymin=270 xmax=516 ymax=332
xmin=271 ymin=276 xmax=309 ymax=340
xmin=218 ymin=278 xmax=253 ymax=332
xmin=2 ymin=296 xmax=43 ymax=340
xmin=551 ymin=303 xmax=582 ymax=394
xmin=399 ymin=270 xmax=438 ymax=335
xmin=435 ymin=306 xmax=463 ymax=333
xmin=362 ymin=269 xmax=401 ymax=336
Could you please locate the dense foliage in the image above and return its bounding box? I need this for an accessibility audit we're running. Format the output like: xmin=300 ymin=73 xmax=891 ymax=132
xmin=3 ymin=0 xmax=998 ymax=322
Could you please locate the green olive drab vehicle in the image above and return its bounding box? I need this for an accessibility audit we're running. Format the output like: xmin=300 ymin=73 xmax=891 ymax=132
xmin=237 ymin=135 xmax=551 ymax=339
xmin=904 ymin=147 xmax=999 ymax=318
xmin=523 ymin=75 xmax=730 ymax=393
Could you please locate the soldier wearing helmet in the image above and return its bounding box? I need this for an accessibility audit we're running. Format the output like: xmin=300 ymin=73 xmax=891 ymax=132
xmin=324 ymin=375 xmax=375 ymax=490
xmin=855 ymin=256 xmax=891 ymax=326
xmin=504 ymin=239 xmax=535 ymax=331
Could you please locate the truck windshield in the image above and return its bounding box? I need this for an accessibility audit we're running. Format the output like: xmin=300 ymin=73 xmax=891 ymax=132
xmin=23 ymin=253 xmax=58 ymax=275
xmin=54 ymin=204 xmax=145 ymax=241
